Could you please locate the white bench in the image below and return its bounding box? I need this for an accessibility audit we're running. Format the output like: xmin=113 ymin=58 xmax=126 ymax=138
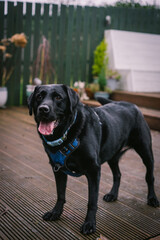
xmin=105 ymin=30 xmax=160 ymax=92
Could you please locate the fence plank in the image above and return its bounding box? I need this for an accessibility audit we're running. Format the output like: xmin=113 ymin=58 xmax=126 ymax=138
xmin=42 ymin=3 xmax=50 ymax=39
xmin=33 ymin=3 xmax=41 ymax=61
xmin=0 ymin=1 xmax=4 ymax=86
xmin=22 ymin=3 xmax=32 ymax=105
xmin=57 ymin=5 xmax=67 ymax=84
xmin=65 ymin=5 xmax=74 ymax=86
xmin=126 ymin=8 xmax=133 ymax=31
xmin=88 ymin=7 xmax=98 ymax=83
xmin=154 ymin=9 xmax=160 ymax=34
xmin=50 ymin=4 xmax=58 ymax=84
xmin=5 ymin=2 xmax=15 ymax=105
xmin=0 ymin=2 xmax=4 ymax=40
xmin=72 ymin=6 xmax=82 ymax=84
xmin=13 ymin=2 xmax=23 ymax=106
xmin=81 ymin=7 xmax=90 ymax=83
xmin=156 ymin=9 xmax=160 ymax=34
xmin=96 ymin=7 xmax=105 ymax=45
xmin=118 ymin=7 xmax=126 ymax=30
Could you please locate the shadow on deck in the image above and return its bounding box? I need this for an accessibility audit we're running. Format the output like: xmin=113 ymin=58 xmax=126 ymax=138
xmin=0 ymin=107 xmax=160 ymax=240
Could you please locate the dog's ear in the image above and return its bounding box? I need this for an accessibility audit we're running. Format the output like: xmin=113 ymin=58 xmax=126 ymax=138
xmin=27 ymin=86 xmax=39 ymax=116
xmin=27 ymin=91 xmax=34 ymax=116
xmin=62 ymin=85 xmax=80 ymax=113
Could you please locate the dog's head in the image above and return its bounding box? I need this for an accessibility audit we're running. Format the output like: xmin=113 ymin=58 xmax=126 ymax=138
xmin=28 ymin=84 xmax=79 ymax=136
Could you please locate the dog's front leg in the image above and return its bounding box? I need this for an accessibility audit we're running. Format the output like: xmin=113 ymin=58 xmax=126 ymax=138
xmin=81 ymin=168 xmax=101 ymax=234
xmin=43 ymin=170 xmax=67 ymax=221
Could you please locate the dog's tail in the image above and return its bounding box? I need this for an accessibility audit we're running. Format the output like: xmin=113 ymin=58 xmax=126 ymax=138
xmin=96 ymin=97 xmax=112 ymax=105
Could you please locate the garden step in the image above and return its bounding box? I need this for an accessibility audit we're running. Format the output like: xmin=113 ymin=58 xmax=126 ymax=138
xmin=140 ymin=107 xmax=160 ymax=131
xmin=111 ymin=90 xmax=160 ymax=110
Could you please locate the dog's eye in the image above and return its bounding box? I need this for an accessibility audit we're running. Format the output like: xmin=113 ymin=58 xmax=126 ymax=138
xmin=55 ymin=95 xmax=62 ymax=100
xmin=37 ymin=94 xmax=42 ymax=101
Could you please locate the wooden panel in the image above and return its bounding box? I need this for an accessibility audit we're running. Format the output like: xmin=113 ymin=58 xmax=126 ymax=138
xmin=81 ymin=7 xmax=90 ymax=83
xmin=42 ymin=3 xmax=50 ymax=39
xmin=153 ymin=9 xmax=160 ymax=34
xmin=0 ymin=1 xmax=4 ymax=86
xmin=0 ymin=2 xmax=4 ymax=40
xmin=33 ymin=3 xmax=41 ymax=61
xmin=5 ymin=2 xmax=15 ymax=105
xmin=88 ymin=7 xmax=98 ymax=82
xmin=22 ymin=3 xmax=32 ymax=105
xmin=72 ymin=6 xmax=82 ymax=84
xmin=57 ymin=5 xmax=67 ymax=84
xmin=96 ymin=7 xmax=104 ymax=44
xmin=50 ymin=4 xmax=58 ymax=84
xmin=81 ymin=6 xmax=104 ymax=84
xmin=65 ymin=5 xmax=74 ymax=86
xmin=13 ymin=2 xmax=23 ymax=106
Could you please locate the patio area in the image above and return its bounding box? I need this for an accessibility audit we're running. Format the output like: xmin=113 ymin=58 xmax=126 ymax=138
xmin=0 ymin=106 xmax=160 ymax=240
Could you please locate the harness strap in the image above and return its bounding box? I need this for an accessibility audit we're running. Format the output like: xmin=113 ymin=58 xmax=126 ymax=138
xmin=47 ymin=138 xmax=81 ymax=177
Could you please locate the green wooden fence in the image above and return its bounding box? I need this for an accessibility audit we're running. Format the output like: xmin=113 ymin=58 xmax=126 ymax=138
xmin=0 ymin=2 xmax=160 ymax=106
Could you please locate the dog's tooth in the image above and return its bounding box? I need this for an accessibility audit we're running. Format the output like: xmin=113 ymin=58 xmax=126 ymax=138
xmin=51 ymin=129 xmax=54 ymax=135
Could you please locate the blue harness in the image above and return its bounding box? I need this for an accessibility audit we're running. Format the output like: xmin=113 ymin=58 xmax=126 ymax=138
xmin=46 ymin=138 xmax=81 ymax=177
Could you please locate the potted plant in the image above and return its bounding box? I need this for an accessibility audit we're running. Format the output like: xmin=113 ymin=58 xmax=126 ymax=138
xmin=94 ymin=67 xmax=112 ymax=99
xmin=27 ymin=36 xmax=55 ymax=97
xmin=0 ymin=33 xmax=27 ymax=107
xmin=92 ymin=39 xmax=108 ymax=83
xmin=85 ymin=82 xmax=99 ymax=99
xmin=106 ymin=69 xmax=121 ymax=91
xmin=91 ymin=39 xmax=111 ymax=99
xmin=91 ymin=39 xmax=121 ymax=96
xmin=86 ymin=77 xmax=112 ymax=100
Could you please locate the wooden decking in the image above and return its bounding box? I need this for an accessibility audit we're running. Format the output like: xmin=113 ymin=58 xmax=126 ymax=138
xmin=0 ymin=107 xmax=160 ymax=240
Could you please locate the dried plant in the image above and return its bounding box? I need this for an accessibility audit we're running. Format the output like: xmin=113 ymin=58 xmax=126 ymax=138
xmin=31 ymin=36 xmax=55 ymax=85
xmin=0 ymin=33 xmax=27 ymax=87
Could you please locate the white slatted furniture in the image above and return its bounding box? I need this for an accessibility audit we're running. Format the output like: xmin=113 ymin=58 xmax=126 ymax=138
xmin=105 ymin=30 xmax=160 ymax=92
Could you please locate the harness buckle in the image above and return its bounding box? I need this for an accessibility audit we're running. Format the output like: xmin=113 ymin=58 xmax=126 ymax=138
xmin=54 ymin=164 xmax=62 ymax=172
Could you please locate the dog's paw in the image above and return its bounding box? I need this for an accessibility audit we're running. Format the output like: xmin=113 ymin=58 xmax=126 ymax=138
xmin=42 ymin=209 xmax=62 ymax=221
xmin=103 ymin=193 xmax=117 ymax=202
xmin=147 ymin=196 xmax=159 ymax=208
xmin=80 ymin=221 xmax=96 ymax=235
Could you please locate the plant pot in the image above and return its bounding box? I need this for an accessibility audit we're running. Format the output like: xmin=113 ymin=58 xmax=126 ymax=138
xmin=85 ymin=88 xmax=94 ymax=99
xmin=0 ymin=87 xmax=8 ymax=108
xmin=107 ymin=78 xmax=118 ymax=91
xmin=94 ymin=91 xmax=109 ymax=100
xmin=26 ymin=85 xmax=36 ymax=98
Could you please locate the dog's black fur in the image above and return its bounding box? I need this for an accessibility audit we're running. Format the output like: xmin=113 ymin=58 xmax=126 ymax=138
xmin=28 ymin=84 xmax=159 ymax=234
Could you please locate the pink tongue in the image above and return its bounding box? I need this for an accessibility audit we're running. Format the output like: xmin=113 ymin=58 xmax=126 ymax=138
xmin=38 ymin=121 xmax=56 ymax=135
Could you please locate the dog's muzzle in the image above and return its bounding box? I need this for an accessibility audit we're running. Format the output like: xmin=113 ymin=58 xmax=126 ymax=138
xmin=38 ymin=104 xmax=50 ymax=116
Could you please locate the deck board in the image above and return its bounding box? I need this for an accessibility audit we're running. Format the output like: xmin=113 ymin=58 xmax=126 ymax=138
xmin=0 ymin=107 xmax=160 ymax=240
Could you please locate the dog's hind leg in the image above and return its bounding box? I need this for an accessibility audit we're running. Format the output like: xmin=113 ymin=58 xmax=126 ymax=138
xmin=131 ymin=111 xmax=159 ymax=207
xmin=134 ymin=141 xmax=159 ymax=208
xmin=103 ymin=154 xmax=122 ymax=202
xmin=43 ymin=170 xmax=67 ymax=221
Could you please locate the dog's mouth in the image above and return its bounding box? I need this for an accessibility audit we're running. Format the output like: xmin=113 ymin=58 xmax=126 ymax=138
xmin=38 ymin=120 xmax=59 ymax=135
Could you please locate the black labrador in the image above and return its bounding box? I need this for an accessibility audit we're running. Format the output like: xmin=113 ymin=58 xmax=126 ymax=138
xmin=28 ymin=84 xmax=159 ymax=234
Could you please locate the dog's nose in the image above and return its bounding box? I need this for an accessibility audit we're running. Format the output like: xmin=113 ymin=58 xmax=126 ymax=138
xmin=39 ymin=105 xmax=50 ymax=114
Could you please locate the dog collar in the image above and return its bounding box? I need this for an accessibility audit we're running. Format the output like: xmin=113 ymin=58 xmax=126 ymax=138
xmin=42 ymin=111 xmax=77 ymax=147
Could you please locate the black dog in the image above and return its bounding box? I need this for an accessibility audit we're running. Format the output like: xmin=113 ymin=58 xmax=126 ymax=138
xmin=28 ymin=84 xmax=159 ymax=234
